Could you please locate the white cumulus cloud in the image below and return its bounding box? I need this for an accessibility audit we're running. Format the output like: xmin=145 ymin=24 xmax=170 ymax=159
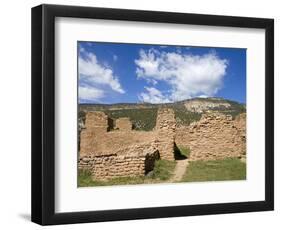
xmin=135 ymin=49 xmax=228 ymax=103
xmin=79 ymin=86 xmax=104 ymax=101
xmin=139 ymin=87 xmax=171 ymax=104
xmin=79 ymin=52 xmax=125 ymax=99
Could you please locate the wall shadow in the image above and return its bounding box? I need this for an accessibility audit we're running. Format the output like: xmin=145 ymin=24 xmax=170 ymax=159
xmin=174 ymin=143 xmax=187 ymax=160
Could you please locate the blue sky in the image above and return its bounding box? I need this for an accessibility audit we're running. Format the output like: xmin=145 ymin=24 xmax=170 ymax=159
xmin=78 ymin=41 xmax=246 ymax=104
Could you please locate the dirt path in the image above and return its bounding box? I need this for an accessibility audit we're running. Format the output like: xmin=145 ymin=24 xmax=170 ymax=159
xmin=169 ymin=159 xmax=189 ymax=182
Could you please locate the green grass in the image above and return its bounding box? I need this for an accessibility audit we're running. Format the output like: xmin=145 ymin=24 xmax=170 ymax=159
xmin=178 ymin=146 xmax=191 ymax=158
xmin=152 ymin=160 xmax=177 ymax=181
xmin=78 ymin=169 xmax=147 ymax=187
xmin=78 ymin=158 xmax=246 ymax=186
xmin=181 ymin=158 xmax=246 ymax=182
xmin=78 ymin=159 xmax=176 ymax=187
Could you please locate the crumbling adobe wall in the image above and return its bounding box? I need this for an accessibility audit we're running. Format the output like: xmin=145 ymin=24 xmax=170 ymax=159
xmin=80 ymin=112 xmax=112 ymax=156
xmin=80 ymin=109 xmax=177 ymax=162
xmin=79 ymin=109 xmax=176 ymax=180
xmin=115 ymin=117 xmax=132 ymax=131
xmin=84 ymin=131 xmax=155 ymax=156
xmin=80 ymin=130 xmax=95 ymax=156
xmin=80 ymin=112 xmax=156 ymax=158
xmin=79 ymin=109 xmax=246 ymax=181
xmin=154 ymin=108 xmax=176 ymax=161
xmin=175 ymin=113 xmax=246 ymax=161
xmin=79 ymin=144 xmax=159 ymax=180
xmin=233 ymin=113 xmax=246 ymax=156
xmin=84 ymin=111 xmax=110 ymax=132
xmin=234 ymin=113 xmax=246 ymax=138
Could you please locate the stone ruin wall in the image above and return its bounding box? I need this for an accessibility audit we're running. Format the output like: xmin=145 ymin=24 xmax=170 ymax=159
xmin=79 ymin=108 xmax=246 ymax=180
xmin=80 ymin=112 xmax=111 ymax=156
xmin=79 ymin=144 xmax=159 ymax=180
xmin=79 ymin=109 xmax=176 ymax=180
xmin=80 ymin=112 xmax=155 ymax=157
xmin=175 ymin=113 xmax=246 ymax=161
xmin=154 ymin=108 xmax=176 ymax=161
xmin=115 ymin=117 xmax=132 ymax=131
xmin=80 ymin=109 xmax=176 ymax=158
xmin=84 ymin=111 xmax=110 ymax=132
xmin=81 ymin=130 xmax=156 ymax=156
xmin=79 ymin=112 xmax=157 ymax=180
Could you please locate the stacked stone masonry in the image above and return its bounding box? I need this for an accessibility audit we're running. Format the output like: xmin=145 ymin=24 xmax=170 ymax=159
xmin=80 ymin=112 xmax=111 ymax=156
xmin=79 ymin=109 xmax=246 ymax=180
xmin=79 ymin=111 xmax=160 ymax=180
xmin=115 ymin=117 xmax=132 ymax=131
xmin=155 ymin=108 xmax=176 ymax=161
xmin=79 ymin=144 xmax=159 ymax=180
xmin=175 ymin=112 xmax=246 ymax=161
xmin=84 ymin=111 xmax=110 ymax=132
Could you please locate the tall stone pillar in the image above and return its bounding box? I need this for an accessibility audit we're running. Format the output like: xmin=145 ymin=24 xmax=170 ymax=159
xmin=80 ymin=111 xmax=109 ymax=156
xmin=155 ymin=108 xmax=176 ymax=161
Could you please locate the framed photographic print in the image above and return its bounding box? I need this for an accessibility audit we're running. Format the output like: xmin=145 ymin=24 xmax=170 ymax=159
xmin=31 ymin=4 xmax=274 ymax=225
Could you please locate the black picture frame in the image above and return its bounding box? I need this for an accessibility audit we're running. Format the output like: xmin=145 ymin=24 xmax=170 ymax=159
xmin=31 ymin=4 xmax=274 ymax=225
